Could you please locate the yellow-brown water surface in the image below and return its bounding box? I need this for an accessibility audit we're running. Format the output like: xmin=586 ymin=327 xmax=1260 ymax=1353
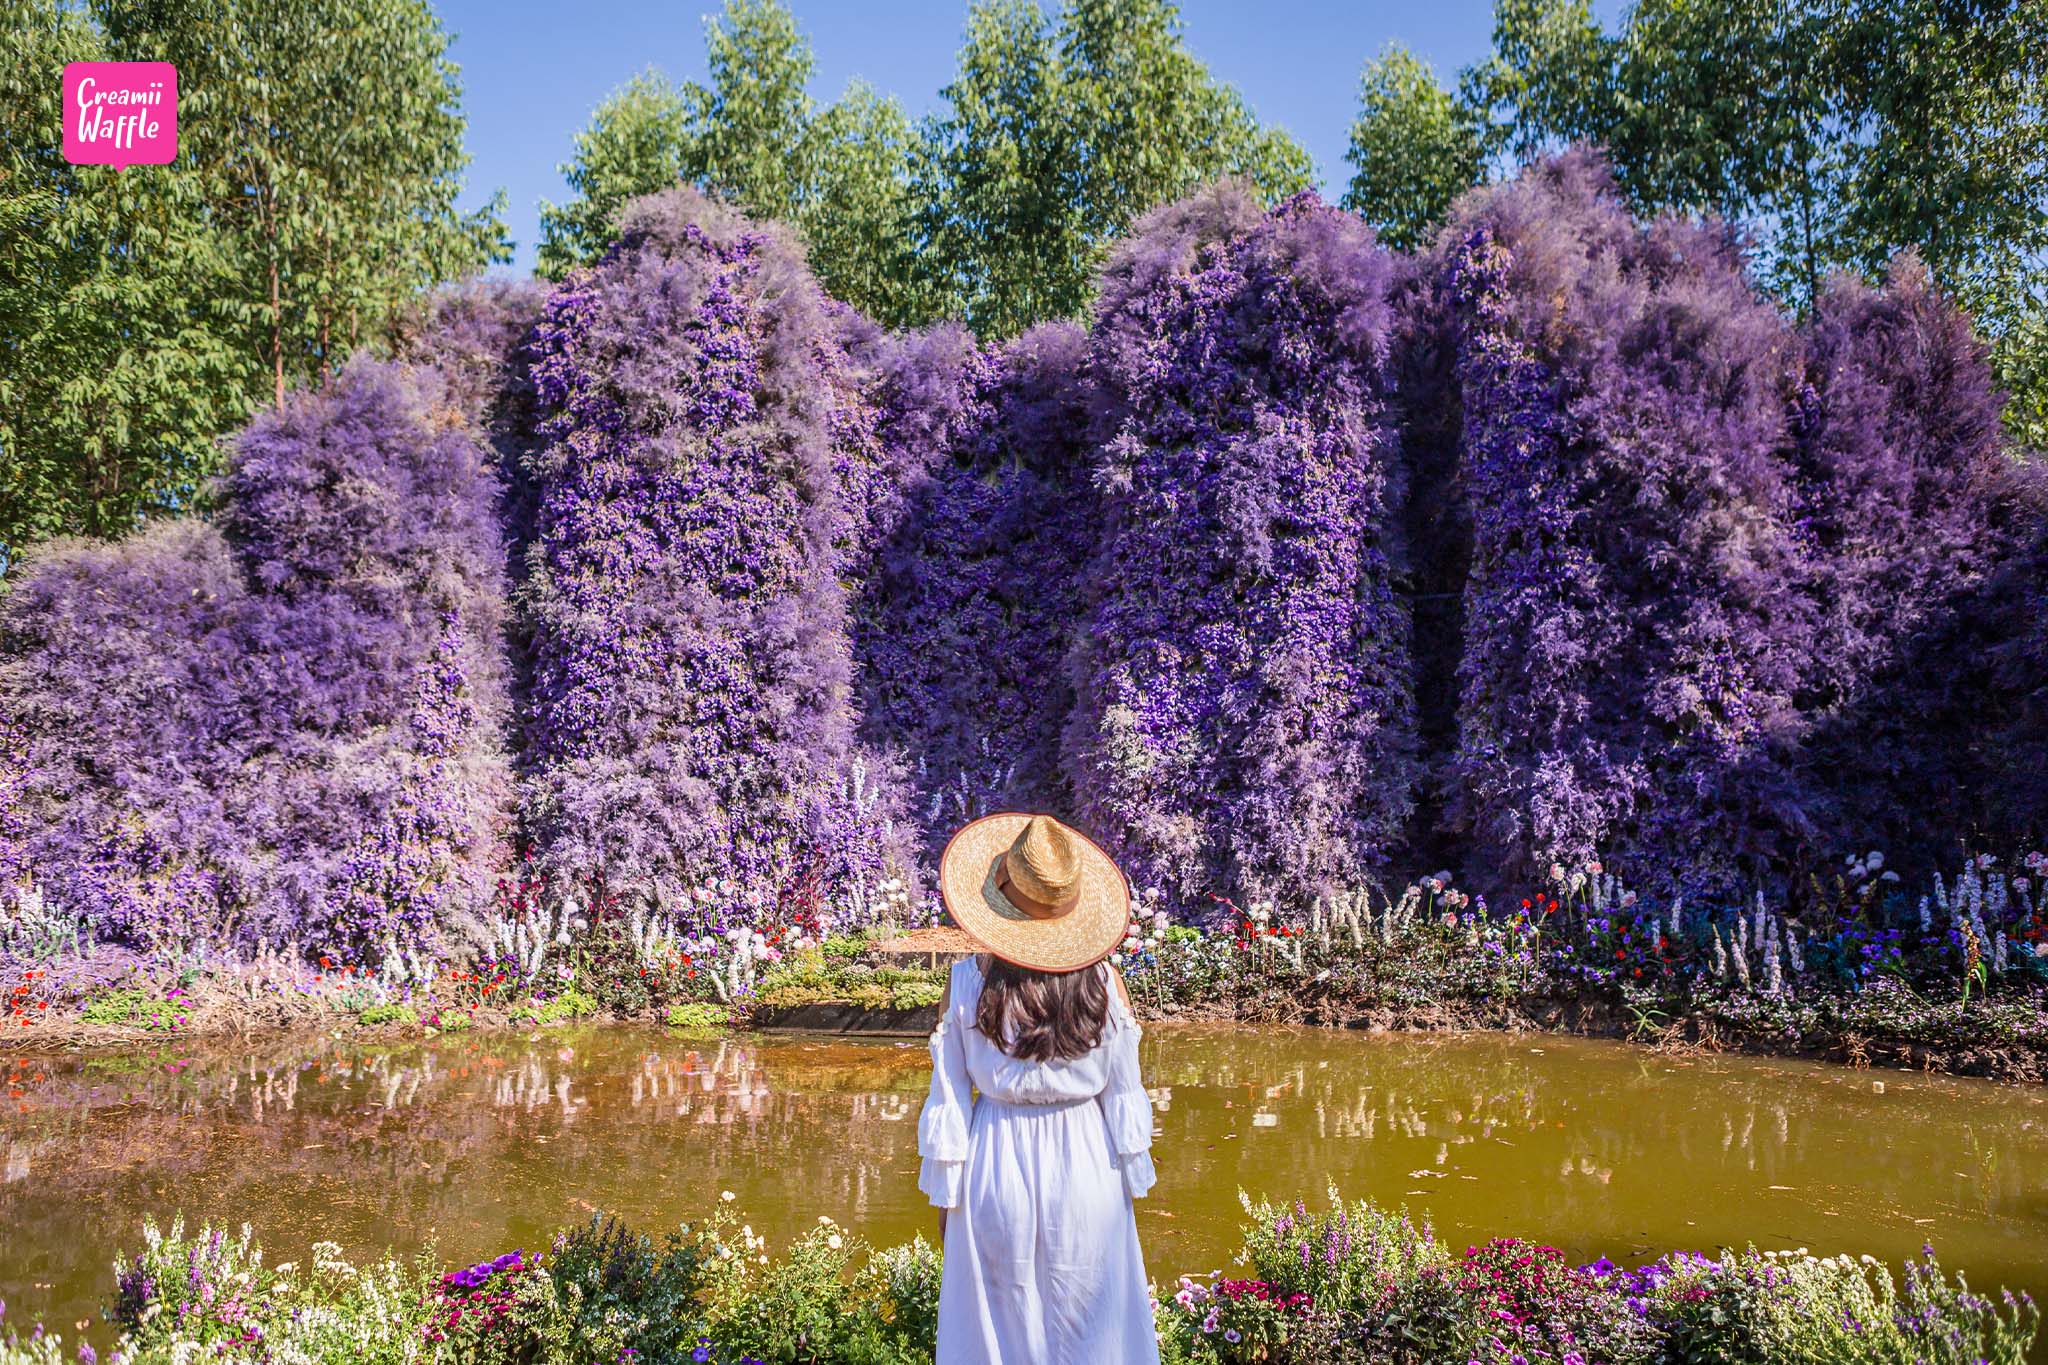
xmin=3 ymin=1025 xmax=2044 ymax=1346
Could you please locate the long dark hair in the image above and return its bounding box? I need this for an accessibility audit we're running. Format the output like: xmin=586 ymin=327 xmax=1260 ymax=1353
xmin=974 ymin=956 xmax=1109 ymax=1063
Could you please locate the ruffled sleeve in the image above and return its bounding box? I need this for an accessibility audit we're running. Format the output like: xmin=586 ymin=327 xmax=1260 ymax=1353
xmin=916 ymin=957 xmax=976 ymax=1208
xmin=1097 ymin=965 xmax=1156 ymax=1199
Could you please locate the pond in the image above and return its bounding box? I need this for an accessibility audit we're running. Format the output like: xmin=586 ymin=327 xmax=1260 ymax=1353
xmin=4 ymin=1025 xmax=2045 ymax=1354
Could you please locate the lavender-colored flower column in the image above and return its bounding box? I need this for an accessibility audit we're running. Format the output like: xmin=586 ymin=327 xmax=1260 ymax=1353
xmin=1432 ymin=153 xmax=1812 ymax=897
xmin=521 ymin=188 xmax=911 ymax=921
xmin=0 ymin=361 xmax=515 ymax=955
xmin=1793 ymin=258 xmax=2048 ymax=859
xmin=852 ymin=320 xmax=1102 ymax=861
xmin=1064 ymin=185 xmax=1419 ymax=915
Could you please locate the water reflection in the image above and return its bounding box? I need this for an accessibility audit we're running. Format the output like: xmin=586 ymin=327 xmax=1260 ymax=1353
xmin=2 ymin=1027 xmax=2043 ymax=1346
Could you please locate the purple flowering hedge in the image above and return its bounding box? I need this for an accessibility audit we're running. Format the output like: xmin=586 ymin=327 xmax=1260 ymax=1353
xmin=0 ymin=362 xmax=513 ymax=955
xmin=1 ymin=155 xmax=2042 ymax=958
xmin=851 ymin=319 xmax=1101 ymax=859
xmin=518 ymin=188 xmax=913 ymax=921
xmin=1064 ymin=184 xmax=1419 ymax=912
xmin=1424 ymin=154 xmax=1816 ymax=897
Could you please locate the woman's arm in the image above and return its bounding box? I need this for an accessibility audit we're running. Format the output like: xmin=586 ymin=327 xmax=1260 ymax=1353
xmin=1098 ymin=962 xmax=1157 ymax=1199
xmin=916 ymin=966 xmax=973 ymax=1232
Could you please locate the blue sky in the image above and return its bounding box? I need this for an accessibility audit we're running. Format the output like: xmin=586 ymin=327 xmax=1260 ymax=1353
xmin=437 ymin=0 xmax=1594 ymax=276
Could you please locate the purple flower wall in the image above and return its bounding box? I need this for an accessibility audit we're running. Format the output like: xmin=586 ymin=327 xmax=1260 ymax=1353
xmin=1429 ymin=155 xmax=1816 ymax=896
xmin=852 ymin=320 xmax=1101 ymax=857
xmin=519 ymin=187 xmax=913 ymax=917
xmin=1793 ymin=260 xmax=2048 ymax=858
xmin=0 ymin=362 xmax=513 ymax=953
xmin=4 ymin=160 xmax=2041 ymax=957
xmin=1064 ymin=185 xmax=1420 ymax=912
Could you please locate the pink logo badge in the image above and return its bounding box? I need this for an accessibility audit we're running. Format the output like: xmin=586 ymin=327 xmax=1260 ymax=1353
xmin=63 ymin=62 xmax=178 ymax=169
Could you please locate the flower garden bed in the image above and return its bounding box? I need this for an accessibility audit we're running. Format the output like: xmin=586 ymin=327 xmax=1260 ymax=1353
xmin=6 ymin=856 xmax=2046 ymax=1083
xmin=2 ymin=1190 xmax=2034 ymax=1365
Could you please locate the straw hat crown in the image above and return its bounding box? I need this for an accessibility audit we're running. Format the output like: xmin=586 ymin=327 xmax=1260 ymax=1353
xmin=1005 ymin=815 xmax=1082 ymax=911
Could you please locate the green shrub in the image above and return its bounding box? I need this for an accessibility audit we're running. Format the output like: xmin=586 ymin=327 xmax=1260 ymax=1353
xmin=889 ymin=977 xmax=944 ymax=1010
xmin=512 ymin=989 xmax=598 ymax=1025
xmin=665 ymin=1001 xmax=727 ymax=1032
xmin=26 ymin=1196 xmax=2036 ymax=1365
xmin=431 ymin=1008 xmax=475 ymax=1032
xmin=356 ymin=1002 xmax=419 ymax=1027
xmin=81 ymin=986 xmax=182 ymax=1031
xmin=520 ymin=1215 xmax=708 ymax=1365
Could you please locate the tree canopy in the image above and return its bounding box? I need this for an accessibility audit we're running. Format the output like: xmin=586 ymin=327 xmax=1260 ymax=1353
xmin=0 ymin=0 xmax=505 ymax=573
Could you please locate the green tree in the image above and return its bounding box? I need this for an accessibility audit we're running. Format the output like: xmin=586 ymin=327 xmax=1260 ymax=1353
xmin=1342 ymin=44 xmax=1485 ymax=251
xmin=543 ymin=0 xmax=1311 ymax=338
xmin=914 ymin=0 xmax=1083 ymax=336
xmin=538 ymin=2 xmax=927 ymax=324
xmin=684 ymin=0 xmax=816 ymax=221
xmin=1059 ymin=0 xmax=1313 ymax=240
xmin=922 ymin=0 xmax=1316 ymax=337
xmin=1460 ymin=0 xmax=2048 ymax=444
xmin=101 ymin=0 xmax=507 ymax=409
xmin=802 ymin=82 xmax=932 ymax=328
xmin=0 ymin=0 xmax=505 ymax=571
xmin=535 ymin=72 xmax=692 ymax=279
xmin=0 ymin=0 xmax=245 ymax=566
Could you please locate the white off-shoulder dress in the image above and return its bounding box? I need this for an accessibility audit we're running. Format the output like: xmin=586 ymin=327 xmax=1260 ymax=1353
xmin=917 ymin=954 xmax=1160 ymax=1364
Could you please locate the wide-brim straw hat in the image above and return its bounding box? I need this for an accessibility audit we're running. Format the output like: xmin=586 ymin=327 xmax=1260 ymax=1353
xmin=939 ymin=812 xmax=1131 ymax=972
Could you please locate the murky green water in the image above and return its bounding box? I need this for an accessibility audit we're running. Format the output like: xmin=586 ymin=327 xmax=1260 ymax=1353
xmin=4 ymin=1025 xmax=2045 ymax=1351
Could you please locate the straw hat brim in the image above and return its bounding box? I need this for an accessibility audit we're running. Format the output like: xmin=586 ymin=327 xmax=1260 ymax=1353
xmin=938 ymin=813 xmax=1131 ymax=972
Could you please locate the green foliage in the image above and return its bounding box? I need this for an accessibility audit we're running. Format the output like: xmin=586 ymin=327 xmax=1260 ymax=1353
xmin=537 ymin=2 xmax=930 ymax=324
xmin=13 ymin=1201 xmax=2036 ymax=1365
xmin=1456 ymin=0 xmax=2048 ymax=444
xmin=1342 ymin=45 xmax=1486 ymax=251
xmin=512 ymin=988 xmax=598 ymax=1025
xmin=0 ymin=0 xmax=247 ymax=568
xmin=664 ymin=1000 xmax=727 ymax=1031
xmin=355 ymin=1002 xmax=419 ymax=1027
xmin=693 ymin=1212 xmax=935 ymax=1365
xmin=535 ymin=70 xmax=692 ymax=280
xmin=81 ymin=986 xmax=181 ymax=1030
xmin=0 ymin=0 xmax=506 ymax=574
xmin=516 ymin=1216 xmax=710 ymax=1365
xmin=918 ymin=0 xmax=1314 ymax=337
xmin=542 ymin=0 xmax=1309 ymax=338
xmin=753 ymin=951 xmax=949 ymax=1011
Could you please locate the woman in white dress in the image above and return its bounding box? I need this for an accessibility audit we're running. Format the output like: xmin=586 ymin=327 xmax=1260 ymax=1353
xmin=917 ymin=812 xmax=1160 ymax=1365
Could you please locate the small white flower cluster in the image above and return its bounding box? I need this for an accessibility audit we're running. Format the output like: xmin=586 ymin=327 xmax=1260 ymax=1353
xmin=1711 ymin=894 xmax=1800 ymax=995
xmin=1844 ymin=849 xmax=1901 ymax=898
xmin=375 ymin=936 xmax=437 ymax=991
xmin=1112 ymin=890 xmax=1171 ymax=965
xmin=0 ymin=876 xmax=90 ymax=959
xmin=486 ymin=899 xmax=587 ymax=977
xmin=626 ymin=904 xmax=683 ymax=965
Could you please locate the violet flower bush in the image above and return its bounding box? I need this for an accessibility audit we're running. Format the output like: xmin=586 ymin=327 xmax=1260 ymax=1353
xmin=1427 ymin=153 xmax=1816 ymax=900
xmin=0 ymin=362 xmax=513 ymax=958
xmin=1065 ymin=184 xmax=1420 ymax=915
xmin=1792 ymin=258 xmax=2048 ymax=862
xmin=852 ymin=320 xmax=1102 ymax=855
xmin=519 ymin=187 xmax=914 ymax=926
